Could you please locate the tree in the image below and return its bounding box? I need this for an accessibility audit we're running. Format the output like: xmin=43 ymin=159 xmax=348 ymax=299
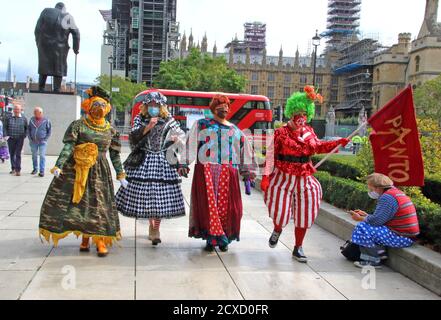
xmin=153 ymin=48 xmax=247 ymax=93
xmin=96 ymin=75 xmax=147 ymax=112
xmin=414 ymin=75 xmax=441 ymax=123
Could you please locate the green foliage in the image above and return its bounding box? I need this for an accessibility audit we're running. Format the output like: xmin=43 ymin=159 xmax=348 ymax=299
xmin=417 ymin=118 xmax=441 ymax=176
xmin=315 ymin=171 xmax=441 ymax=249
xmin=96 ymin=75 xmax=147 ymax=112
xmin=312 ymin=155 xmax=363 ymax=181
xmin=414 ymin=74 xmax=441 ymax=123
xmin=355 ymin=137 xmax=375 ymax=179
xmin=153 ymin=48 xmax=247 ymax=93
xmin=423 ymin=175 xmax=441 ymax=205
xmin=315 ymin=171 xmax=376 ymax=212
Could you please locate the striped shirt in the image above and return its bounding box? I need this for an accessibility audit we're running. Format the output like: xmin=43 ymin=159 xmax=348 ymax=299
xmin=366 ymin=194 xmax=399 ymax=226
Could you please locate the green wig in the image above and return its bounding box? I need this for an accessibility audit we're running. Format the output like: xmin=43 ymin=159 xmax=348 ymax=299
xmin=284 ymin=92 xmax=316 ymax=123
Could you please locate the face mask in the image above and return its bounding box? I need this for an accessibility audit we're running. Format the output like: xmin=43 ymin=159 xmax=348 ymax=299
xmin=90 ymin=107 xmax=106 ymax=120
xmin=368 ymin=191 xmax=381 ymax=200
xmin=293 ymin=115 xmax=307 ymax=127
xmin=148 ymin=106 xmax=160 ymax=117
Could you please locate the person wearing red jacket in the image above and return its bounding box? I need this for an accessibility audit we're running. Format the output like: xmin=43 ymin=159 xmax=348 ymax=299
xmin=262 ymin=86 xmax=349 ymax=262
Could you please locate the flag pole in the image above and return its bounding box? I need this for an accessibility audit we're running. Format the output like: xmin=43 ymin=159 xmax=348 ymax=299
xmin=314 ymin=122 xmax=368 ymax=170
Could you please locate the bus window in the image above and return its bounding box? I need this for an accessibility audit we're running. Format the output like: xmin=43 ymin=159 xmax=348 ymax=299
xmin=250 ymin=121 xmax=271 ymax=131
xmin=177 ymin=97 xmax=192 ymax=105
xmin=256 ymin=101 xmax=266 ymax=110
xmin=193 ymin=97 xmax=211 ymax=106
xmin=264 ymin=101 xmax=271 ymax=110
xmin=167 ymin=96 xmax=177 ymax=105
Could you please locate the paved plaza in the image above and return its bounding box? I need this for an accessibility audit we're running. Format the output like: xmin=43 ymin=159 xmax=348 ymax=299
xmin=0 ymin=150 xmax=439 ymax=300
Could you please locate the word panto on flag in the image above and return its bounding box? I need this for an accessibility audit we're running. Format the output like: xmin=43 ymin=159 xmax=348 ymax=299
xmin=368 ymin=86 xmax=425 ymax=187
xmin=376 ymin=115 xmax=413 ymax=183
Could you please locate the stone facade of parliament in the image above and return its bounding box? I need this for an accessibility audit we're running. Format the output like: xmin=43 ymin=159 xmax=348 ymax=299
xmin=179 ymin=0 xmax=441 ymax=119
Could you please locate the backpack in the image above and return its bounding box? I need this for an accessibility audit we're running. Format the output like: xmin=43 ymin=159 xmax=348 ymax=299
xmin=340 ymin=240 xmax=361 ymax=262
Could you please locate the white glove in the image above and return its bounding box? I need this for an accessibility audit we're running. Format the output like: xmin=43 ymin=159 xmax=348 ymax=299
xmin=119 ymin=178 xmax=129 ymax=189
xmin=53 ymin=169 xmax=62 ymax=178
xmin=4 ymin=136 xmax=10 ymax=141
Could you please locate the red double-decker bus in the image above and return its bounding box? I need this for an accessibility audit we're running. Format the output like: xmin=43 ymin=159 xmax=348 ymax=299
xmin=131 ymin=89 xmax=273 ymax=133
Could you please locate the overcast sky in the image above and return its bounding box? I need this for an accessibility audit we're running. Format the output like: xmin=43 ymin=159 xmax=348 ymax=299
xmin=0 ymin=0 xmax=435 ymax=84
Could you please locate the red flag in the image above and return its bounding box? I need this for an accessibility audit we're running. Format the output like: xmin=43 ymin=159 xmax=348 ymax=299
xmin=368 ymin=85 xmax=424 ymax=187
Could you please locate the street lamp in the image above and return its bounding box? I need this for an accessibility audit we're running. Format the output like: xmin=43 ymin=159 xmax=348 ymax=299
xmin=312 ymin=30 xmax=321 ymax=87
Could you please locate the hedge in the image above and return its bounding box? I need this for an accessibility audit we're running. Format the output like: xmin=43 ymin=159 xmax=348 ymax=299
xmin=312 ymin=155 xmax=362 ymax=181
xmin=423 ymin=175 xmax=441 ymax=205
xmin=315 ymin=171 xmax=441 ymax=248
xmin=313 ymin=155 xmax=441 ymax=205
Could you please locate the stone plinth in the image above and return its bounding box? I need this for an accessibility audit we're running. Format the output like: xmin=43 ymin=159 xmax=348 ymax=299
xmin=23 ymin=92 xmax=81 ymax=156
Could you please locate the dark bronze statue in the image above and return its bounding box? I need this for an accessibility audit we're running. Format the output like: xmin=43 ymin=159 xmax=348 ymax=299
xmin=35 ymin=2 xmax=80 ymax=93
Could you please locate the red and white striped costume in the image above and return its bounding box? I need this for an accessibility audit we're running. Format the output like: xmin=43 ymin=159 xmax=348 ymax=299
xmin=264 ymin=125 xmax=344 ymax=231
xmin=265 ymin=169 xmax=323 ymax=229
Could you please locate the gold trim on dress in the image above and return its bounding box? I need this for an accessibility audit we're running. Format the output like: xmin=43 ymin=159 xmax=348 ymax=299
xmin=82 ymin=117 xmax=111 ymax=132
xmin=39 ymin=228 xmax=122 ymax=247
xmin=72 ymin=143 xmax=99 ymax=204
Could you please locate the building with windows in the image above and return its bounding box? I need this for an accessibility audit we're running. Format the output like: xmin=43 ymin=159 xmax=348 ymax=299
xmin=372 ymin=0 xmax=441 ymax=112
xmin=107 ymin=0 xmax=180 ymax=85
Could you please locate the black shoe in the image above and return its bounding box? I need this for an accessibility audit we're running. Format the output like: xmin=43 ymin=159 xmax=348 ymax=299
xmin=152 ymin=238 xmax=162 ymax=246
xmin=219 ymin=245 xmax=229 ymax=252
xmin=39 ymin=173 xmax=45 ymax=177
xmin=293 ymin=247 xmax=308 ymax=263
xmin=204 ymin=243 xmax=215 ymax=252
xmin=10 ymin=170 xmax=15 ymax=175
xmin=31 ymin=169 xmax=37 ymax=175
xmin=269 ymin=230 xmax=282 ymax=248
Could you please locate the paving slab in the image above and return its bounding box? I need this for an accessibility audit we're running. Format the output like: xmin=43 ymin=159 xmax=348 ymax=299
xmin=0 ymin=216 xmax=39 ymax=230
xmin=0 ymin=230 xmax=52 ymax=271
xmin=229 ymin=271 xmax=346 ymax=300
xmin=136 ymin=271 xmax=242 ymax=300
xmin=20 ymin=270 xmax=135 ymax=300
xmin=0 ymin=271 xmax=36 ymax=300
xmin=317 ymin=271 xmax=441 ymax=300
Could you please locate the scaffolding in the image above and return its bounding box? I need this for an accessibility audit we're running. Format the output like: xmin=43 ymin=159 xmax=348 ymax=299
xmin=321 ymin=0 xmax=362 ymax=52
xmin=225 ymin=22 xmax=266 ymax=54
xmin=333 ymin=38 xmax=383 ymax=116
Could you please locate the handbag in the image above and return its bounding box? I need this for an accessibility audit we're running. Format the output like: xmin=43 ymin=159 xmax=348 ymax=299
xmin=123 ymin=146 xmax=146 ymax=169
xmin=340 ymin=240 xmax=361 ymax=262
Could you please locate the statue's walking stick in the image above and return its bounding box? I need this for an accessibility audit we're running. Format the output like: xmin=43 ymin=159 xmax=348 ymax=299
xmin=74 ymin=54 xmax=77 ymax=93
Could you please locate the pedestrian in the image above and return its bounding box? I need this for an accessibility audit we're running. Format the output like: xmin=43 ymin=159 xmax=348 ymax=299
xmin=28 ymin=107 xmax=52 ymax=177
xmin=351 ymin=135 xmax=362 ymax=155
xmin=186 ymin=94 xmax=257 ymax=252
xmin=349 ymin=173 xmax=420 ymax=269
xmin=116 ymin=91 xmax=188 ymax=246
xmin=261 ymin=86 xmax=349 ymax=263
xmin=39 ymin=86 xmax=127 ymax=257
xmin=0 ymin=119 xmax=10 ymax=163
xmin=3 ymin=102 xmax=27 ymax=176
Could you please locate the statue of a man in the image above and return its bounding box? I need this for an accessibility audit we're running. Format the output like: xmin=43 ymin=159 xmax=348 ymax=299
xmin=35 ymin=2 xmax=80 ymax=93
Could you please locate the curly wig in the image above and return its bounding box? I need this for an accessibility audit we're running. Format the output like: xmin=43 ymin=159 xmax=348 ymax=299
xmin=284 ymin=92 xmax=315 ymax=122
xmin=209 ymin=94 xmax=231 ymax=112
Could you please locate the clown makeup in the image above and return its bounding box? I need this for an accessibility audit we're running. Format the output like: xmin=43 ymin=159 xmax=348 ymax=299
xmin=292 ymin=112 xmax=307 ymax=128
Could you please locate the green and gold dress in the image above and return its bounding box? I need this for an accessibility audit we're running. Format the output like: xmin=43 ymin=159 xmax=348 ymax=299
xmin=39 ymin=117 xmax=125 ymax=246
